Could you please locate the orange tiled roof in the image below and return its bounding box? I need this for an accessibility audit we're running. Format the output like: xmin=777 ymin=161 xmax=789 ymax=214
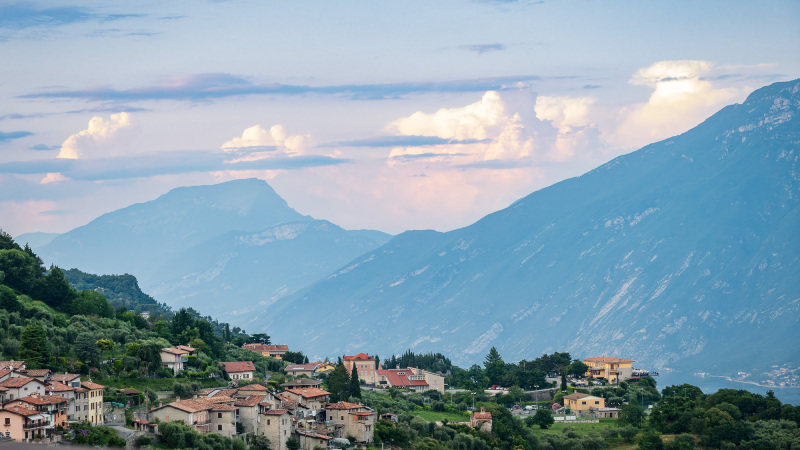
xmin=286 ymin=362 xmax=321 ymax=371
xmin=583 ymin=356 xmax=634 ymax=364
xmin=296 ymin=430 xmax=332 ymax=440
xmin=175 ymin=345 xmax=196 ymax=353
xmin=2 ymin=404 xmax=40 ymax=416
xmin=222 ymin=361 xmax=256 ymax=373
xmin=17 ymin=394 xmax=68 ymax=405
xmin=49 ymin=373 xmax=80 ymax=384
xmin=326 ymin=401 xmax=363 ymax=410
xmin=343 ymin=353 xmax=374 ymax=361
xmin=153 ymin=396 xmax=236 ymax=414
xmin=0 ymin=369 xmax=12 ymax=378
xmin=234 ymin=396 xmax=264 ymax=407
xmin=238 ymin=384 xmax=269 ymax=391
xmin=261 ymin=408 xmax=290 ymax=416
xmin=211 ymin=404 xmax=237 ymax=411
xmin=285 ymin=387 xmax=330 ymax=398
xmin=161 ymin=347 xmax=190 ymax=355
xmin=0 ymin=361 xmax=25 ymax=370
xmin=81 ymin=381 xmax=105 ymax=390
xmin=0 ymin=376 xmax=39 ymax=388
xmin=350 ymin=411 xmax=375 ymax=416
xmin=473 ymin=411 xmax=492 ymax=420
xmin=21 ymin=369 xmax=51 ymax=377
xmin=46 ymin=382 xmax=74 ymax=393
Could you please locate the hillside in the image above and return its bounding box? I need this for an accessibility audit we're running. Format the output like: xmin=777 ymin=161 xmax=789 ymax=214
xmin=258 ymin=79 xmax=800 ymax=386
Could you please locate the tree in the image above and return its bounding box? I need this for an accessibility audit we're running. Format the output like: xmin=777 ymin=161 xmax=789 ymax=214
xmin=561 ymin=370 xmax=568 ymax=391
xmin=619 ymin=404 xmax=645 ymax=427
xmin=530 ymin=409 xmax=554 ymax=429
xmin=484 ymin=347 xmax=504 ymax=386
xmin=31 ymin=267 xmax=76 ymax=311
xmin=326 ymin=363 xmax=349 ymax=402
xmin=75 ymin=333 xmax=100 ymax=366
xmin=71 ymin=290 xmax=113 ymax=317
xmin=286 ymin=438 xmax=300 ymax=450
xmin=19 ymin=323 xmax=50 ymax=369
xmin=0 ymin=284 xmax=20 ymax=312
xmin=96 ymin=339 xmax=114 ymax=362
xmin=349 ymin=364 xmax=362 ymax=399
xmin=568 ymin=360 xmax=588 ymax=378
xmin=251 ymin=333 xmax=271 ymax=344
xmin=0 ymin=249 xmax=39 ymax=294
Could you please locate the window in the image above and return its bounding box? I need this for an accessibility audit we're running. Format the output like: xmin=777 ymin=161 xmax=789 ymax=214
xmin=217 ymin=425 xmax=222 ymax=431
xmin=595 ymin=401 xmax=600 ymax=405
xmin=267 ymin=419 xmax=270 ymax=426
xmin=581 ymin=401 xmax=586 ymax=405
xmin=218 ymin=413 xmax=222 ymax=419
xmin=4 ymin=418 xmax=9 ymax=426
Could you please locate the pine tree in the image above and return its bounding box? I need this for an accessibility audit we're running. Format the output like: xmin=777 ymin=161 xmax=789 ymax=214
xmin=349 ymin=364 xmax=362 ymax=399
xmin=19 ymin=322 xmax=50 ymax=369
xmin=326 ymin=363 xmax=349 ymax=402
xmin=484 ymin=346 xmax=505 ymax=386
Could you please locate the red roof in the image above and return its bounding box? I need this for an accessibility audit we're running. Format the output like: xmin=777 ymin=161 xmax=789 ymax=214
xmin=49 ymin=374 xmax=80 ymax=384
xmin=2 ymin=404 xmax=40 ymax=417
xmin=46 ymin=382 xmax=74 ymax=393
xmin=286 ymin=362 xmax=321 ymax=371
xmin=0 ymin=361 xmax=25 ymax=370
xmin=161 ymin=347 xmax=190 ymax=355
xmin=242 ymin=344 xmax=289 ymax=352
xmin=17 ymin=395 xmax=68 ymax=405
xmin=222 ymin=361 xmax=256 ymax=373
xmin=473 ymin=411 xmax=492 ymax=420
xmin=261 ymin=409 xmax=290 ymax=416
xmin=81 ymin=381 xmax=105 ymax=390
xmin=343 ymin=353 xmax=374 ymax=361
xmin=22 ymin=369 xmax=51 ymax=377
xmin=285 ymin=387 xmax=330 ymax=398
xmin=326 ymin=401 xmax=363 ymax=410
xmin=0 ymin=376 xmax=39 ymax=388
xmin=238 ymin=384 xmax=268 ymax=391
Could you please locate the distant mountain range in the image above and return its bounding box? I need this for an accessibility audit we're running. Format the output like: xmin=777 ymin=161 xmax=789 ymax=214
xmin=34 ymin=178 xmax=392 ymax=321
xmin=27 ymin=79 xmax=800 ymax=388
xmin=256 ymin=79 xmax=799 ymax=385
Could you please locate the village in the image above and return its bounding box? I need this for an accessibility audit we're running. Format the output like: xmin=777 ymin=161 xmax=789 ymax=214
xmin=0 ymin=343 xmax=657 ymax=449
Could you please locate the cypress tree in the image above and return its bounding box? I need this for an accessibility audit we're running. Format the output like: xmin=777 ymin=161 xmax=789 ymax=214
xmin=19 ymin=322 xmax=50 ymax=369
xmin=349 ymin=363 xmax=362 ymax=399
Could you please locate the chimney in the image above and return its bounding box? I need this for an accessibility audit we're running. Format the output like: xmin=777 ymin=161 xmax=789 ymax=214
xmin=158 ymin=402 xmax=163 ymax=408
xmin=176 ymin=396 xmax=180 ymax=401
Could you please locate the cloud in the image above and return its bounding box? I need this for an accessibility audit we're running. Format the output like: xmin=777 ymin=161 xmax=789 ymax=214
xmin=0 ymin=131 xmax=33 ymax=143
xmin=611 ymin=60 xmax=741 ymax=148
xmin=40 ymin=173 xmax=68 ymax=184
xmin=58 ymin=112 xmax=137 ymax=159
xmin=22 ymin=73 xmax=548 ymax=102
xmin=534 ymin=95 xmax=597 ymax=160
xmin=459 ymin=44 xmax=507 ymax=54
xmin=221 ymin=125 xmax=311 ymax=161
xmin=331 ymin=135 xmax=492 ymax=148
xmin=0 ymin=3 xmax=147 ymax=40
xmin=384 ymin=90 xmax=537 ymax=164
xmin=0 ymin=151 xmax=348 ymax=181
xmin=29 ymin=144 xmax=60 ymax=151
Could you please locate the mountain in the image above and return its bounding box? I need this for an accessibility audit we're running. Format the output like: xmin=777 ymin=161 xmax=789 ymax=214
xmin=15 ymin=232 xmax=60 ymax=249
xmin=260 ymin=79 xmax=800 ymax=386
xmin=37 ymin=178 xmax=392 ymax=322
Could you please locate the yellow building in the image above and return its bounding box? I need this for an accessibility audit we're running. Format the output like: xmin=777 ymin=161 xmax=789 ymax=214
xmin=583 ymin=356 xmax=634 ymax=383
xmin=75 ymin=381 xmax=105 ymax=425
xmin=563 ymin=393 xmax=605 ymax=415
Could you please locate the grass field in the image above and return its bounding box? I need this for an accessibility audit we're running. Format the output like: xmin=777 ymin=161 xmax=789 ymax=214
xmin=411 ymin=410 xmax=471 ymax=422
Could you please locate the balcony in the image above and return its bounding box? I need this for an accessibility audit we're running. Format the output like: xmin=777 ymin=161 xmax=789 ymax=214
xmin=24 ymin=420 xmax=51 ymax=430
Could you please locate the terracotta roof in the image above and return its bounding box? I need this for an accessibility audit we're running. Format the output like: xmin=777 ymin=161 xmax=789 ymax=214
xmin=153 ymin=396 xmax=236 ymax=414
xmin=234 ymin=396 xmax=264 ymax=407
xmin=238 ymin=384 xmax=269 ymax=391
xmin=17 ymin=395 xmax=68 ymax=405
xmin=0 ymin=361 xmax=25 ymax=370
xmin=0 ymin=386 xmax=7 ymax=392
xmin=343 ymin=353 xmax=374 ymax=361
xmin=564 ymin=393 xmax=590 ymax=401
xmin=222 ymin=361 xmax=256 ymax=373
xmin=350 ymin=411 xmax=376 ymax=416
xmin=326 ymin=401 xmax=363 ymax=410
xmin=22 ymin=369 xmax=51 ymax=377
xmin=161 ymin=347 xmax=190 ymax=355
xmin=296 ymin=430 xmax=332 ymax=440
xmin=74 ymin=387 xmax=88 ymax=393
xmin=409 ymin=379 xmax=428 ymax=386
xmin=81 ymin=381 xmax=105 ymax=390
xmin=132 ymin=418 xmax=149 ymax=424
xmin=2 ymin=404 xmax=40 ymax=416
xmin=0 ymin=369 xmax=12 ymax=378
xmin=583 ymin=356 xmax=635 ymax=364
xmin=473 ymin=411 xmax=492 ymax=420
xmin=46 ymin=382 xmax=74 ymax=393
xmin=175 ymin=345 xmax=196 ymax=352
xmin=281 ymin=378 xmax=322 ymax=387
xmin=286 ymin=362 xmax=321 ymax=371
xmin=49 ymin=374 xmax=80 ymax=384
xmin=209 ymin=389 xmax=238 ymax=398
xmin=261 ymin=409 xmax=290 ymax=416
xmin=0 ymin=376 xmax=39 ymax=388
xmin=285 ymin=387 xmax=330 ymax=398
xmin=242 ymin=344 xmax=289 ymax=352
xmin=211 ymin=404 xmax=237 ymax=411
xmin=119 ymin=389 xmax=141 ymax=395
xmin=376 ymin=369 xmax=424 ymax=388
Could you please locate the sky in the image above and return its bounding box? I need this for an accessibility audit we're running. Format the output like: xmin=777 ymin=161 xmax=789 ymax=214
xmin=1 ymin=0 xmax=799 ymax=237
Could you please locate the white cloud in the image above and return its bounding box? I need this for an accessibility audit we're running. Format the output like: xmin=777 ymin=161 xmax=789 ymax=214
xmin=58 ymin=112 xmax=137 ymax=159
xmin=40 ymin=172 xmax=68 ymax=184
xmin=221 ymin=124 xmax=310 ymax=159
xmin=611 ymin=60 xmax=741 ymax=148
xmin=534 ymin=95 xmax=596 ymax=160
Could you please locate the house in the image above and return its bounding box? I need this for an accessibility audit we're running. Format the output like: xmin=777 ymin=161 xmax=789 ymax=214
xmin=14 ymin=394 xmax=69 ymax=430
xmin=282 ymin=387 xmax=330 ymax=412
xmin=583 ymin=356 xmax=634 ymax=383
xmin=257 ymin=408 xmax=293 ymax=450
xmin=0 ymin=402 xmax=49 ymax=442
xmin=49 ymin=373 xmax=81 ymax=389
xmin=380 ymin=412 xmax=398 ymax=423
xmin=17 ymin=369 xmax=51 ymax=384
xmin=313 ymin=362 xmax=336 ymax=377
xmin=0 ymin=370 xmax=12 ymax=383
xmin=0 ymin=386 xmax=7 ymax=404
xmin=0 ymin=377 xmax=46 ymax=401
xmin=343 ymin=354 xmax=380 ymax=385
xmin=150 ymin=396 xmax=238 ymax=438
xmin=470 ymin=408 xmax=492 ymax=432
xmin=74 ymin=381 xmax=105 ymax=424
xmin=222 ymin=361 xmax=256 ymax=381
xmin=295 ymin=429 xmax=332 ymax=450
xmin=160 ymin=346 xmax=193 ymax=375
xmin=140 ymin=311 xmax=150 ymax=319
xmin=596 ymin=407 xmax=620 ymax=418
xmin=325 ymin=402 xmax=376 ymax=444
xmin=242 ymin=344 xmax=289 ymax=359
xmin=563 ymin=393 xmax=605 ymax=415
xmin=45 ymin=382 xmax=76 ymax=421
xmin=376 ymin=368 xmax=429 ymax=392
xmin=285 ymin=362 xmax=321 ymax=378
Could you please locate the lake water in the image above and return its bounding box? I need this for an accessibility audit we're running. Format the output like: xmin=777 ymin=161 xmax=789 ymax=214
xmin=656 ymin=371 xmax=800 ymax=405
